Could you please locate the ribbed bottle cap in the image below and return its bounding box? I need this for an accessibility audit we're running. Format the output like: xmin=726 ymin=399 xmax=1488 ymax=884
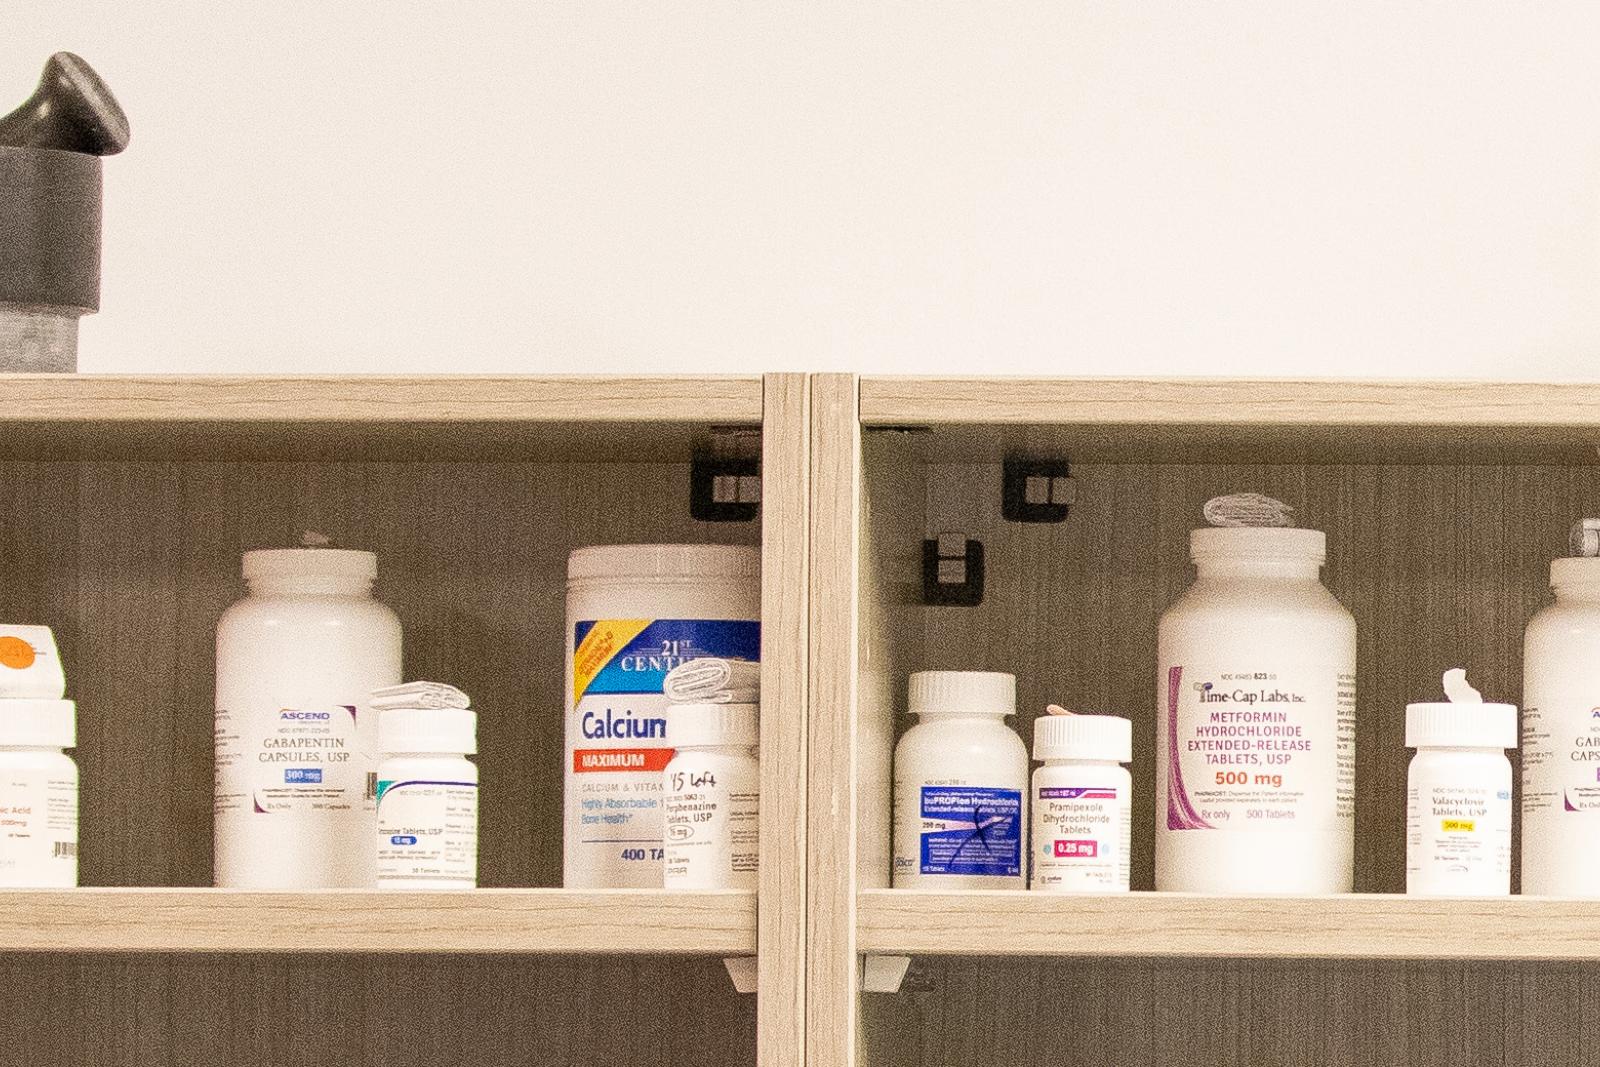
xmin=568 ymin=544 xmax=760 ymax=582
xmin=1034 ymin=714 xmax=1132 ymax=762
xmin=665 ymin=702 xmax=759 ymax=747
xmin=378 ymin=706 xmax=476 ymax=755
xmin=1190 ymin=527 xmax=1326 ymax=564
xmin=0 ymin=699 xmax=74 ymax=746
xmin=908 ymin=671 xmax=1015 ymax=717
xmin=1405 ymin=702 xmax=1517 ymax=749
xmin=243 ymin=548 xmax=377 ymax=583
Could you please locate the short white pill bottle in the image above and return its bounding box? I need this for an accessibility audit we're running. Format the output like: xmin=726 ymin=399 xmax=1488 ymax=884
xmin=215 ymin=548 xmax=402 ymax=889
xmin=0 ymin=699 xmax=78 ymax=887
xmin=893 ymin=671 xmax=1028 ymax=889
xmin=662 ymin=703 xmax=759 ymax=890
xmin=1405 ymin=684 xmax=1515 ymax=896
xmin=1156 ymin=526 xmax=1356 ymax=893
xmin=1031 ymin=712 xmax=1133 ymax=893
xmin=376 ymin=707 xmax=479 ymax=890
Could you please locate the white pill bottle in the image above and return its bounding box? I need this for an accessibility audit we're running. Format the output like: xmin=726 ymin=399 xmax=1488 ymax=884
xmin=565 ymin=544 xmax=760 ymax=889
xmin=1522 ymin=527 xmax=1600 ymax=895
xmin=1405 ymin=689 xmax=1515 ymax=896
xmin=215 ymin=548 xmax=402 ymax=889
xmin=662 ymin=702 xmax=760 ymax=890
xmin=377 ymin=706 xmax=479 ymax=890
xmin=1031 ymin=712 xmax=1133 ymax=893
xmin=1156 ymin=527 xmax=1357 ymax=893
xmin=892 ymin=671 xmax=1028 ymax=889
xmin=0 ymin=699 xmax=78 ymax=887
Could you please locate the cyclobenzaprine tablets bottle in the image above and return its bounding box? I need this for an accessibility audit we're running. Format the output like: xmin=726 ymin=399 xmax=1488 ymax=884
xmin=564 ymin=544 xmax=760 ymax=889
xmin=1156 ymin=524 xmax=1356 ymax=893
xmin=892 ymin=671 xmax=1027 ymax=889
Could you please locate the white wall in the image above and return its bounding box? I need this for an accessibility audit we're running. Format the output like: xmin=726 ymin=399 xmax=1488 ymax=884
xmin=8 ymin=3 xmax=1600 ymax=377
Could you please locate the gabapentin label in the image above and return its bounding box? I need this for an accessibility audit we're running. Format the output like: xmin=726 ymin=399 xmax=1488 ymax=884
xmin=377 ymin=779 xmax=478 ymax=886
xmin=1520 ymin=700 xmax=1600 ymax=814
xmin=907 ymin=784 xmax=1022 ymax=878
xmin=564 ymin=618 xmax=760 ymax=888
xmin=1406 ymin=778 xmax=1511 ymax=893
xmin=0 ymin=769 xmax=76 ymax=888
xmin=215 ymin=704 xmax=370 ymax=819
xmin=1031 ymin=782 xmax=1130 ymax=891
xmin=1162 ymin=663 xmax=1355 ymax=832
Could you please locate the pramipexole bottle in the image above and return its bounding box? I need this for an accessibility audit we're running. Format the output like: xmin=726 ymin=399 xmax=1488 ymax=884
xmin=1406 ymin=669 xmax=1515 ymax=896
xmin=893 ymin=671 xmax=1028 ymax=889
xmin=1522 ymin=519 xmax=1600 ymax=895
xmin=1156 ymin=517 xmax=1356 ymax=893
xmin=214 ymin=545 xmax=401 ymax=889
xmin=1030 ymin=708 xmax=1132 ymax=893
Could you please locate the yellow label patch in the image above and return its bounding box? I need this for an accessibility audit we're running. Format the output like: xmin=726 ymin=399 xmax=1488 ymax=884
xmin=573 ymin=619 xmax=652 ymax=702
xmin=1441 ymin=819 xmax=1476 ymax=833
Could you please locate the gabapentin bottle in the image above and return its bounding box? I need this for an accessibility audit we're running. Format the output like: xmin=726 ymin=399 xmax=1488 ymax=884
xmin=1523 ymin=521 xmax=1600 ymax=895
xmin=1156 ymin=525 xmax=1356 ymax=893
xmin=662 ymin=703 xmax=759 ymax=890
xmin=1031 ymin=711 xmax=1132 ymax=893
xmin=0 ymin=698 xmax=78 ymax=887
xmin=376 ymin=706 xmax=478 ymax=890
xmin=215 ymin=547 xmax=401 ymax=889
xmin=1405 ymin=672 xmax=1515 ymax=896
xmin=565 ymin=544 xmax=760 ymax=888
xmin=893 ymin=671 xmax=1028 ymax=889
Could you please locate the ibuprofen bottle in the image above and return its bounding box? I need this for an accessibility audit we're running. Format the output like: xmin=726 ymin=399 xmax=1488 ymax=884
xmin=662 ymin=702 xmax=760 ymax=889
xmin=376 ymin=706 xmax=479 ymax=890
xmin=1031 ymin=711 xmax=1133 ymax=893
xmin=215 ymin=547 xmax=402 ymax=889
xmin=892 ymin=671 xmax=1028 ymax=889
xmin=1405 ymin=673 xmax=1515 ymax=896
xmin=1522 ymin=522 xmax=1600 ymax=895
xmin=1156 ymin=526 xmax=1356 ymax=893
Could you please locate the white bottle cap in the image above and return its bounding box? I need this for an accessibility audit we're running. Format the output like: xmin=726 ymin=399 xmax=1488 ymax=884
xmin=665 ymin=702 xmax=759 ymax=747
xmin=0 ymin=699 xmax=75 ymax=746
xmin=243 ymin=548 xmax=377 ymax=582
xmin=567 ymin=544 xmax=760 ymax=582
xmin=908 ymin=671 xmax=1016 ymax=717
xmin=1551 ymin=557 xmax=1600 ymax=588
xmin=1405 ymin=702 xmax=1517 ymax=749
xmin=1190 ymin=527 xmax=1326 ymax=564
xmin=378 ymin=706 xmax=476 ymax=755
xmin=1034 ymin=714 xmax=1132 ymax=762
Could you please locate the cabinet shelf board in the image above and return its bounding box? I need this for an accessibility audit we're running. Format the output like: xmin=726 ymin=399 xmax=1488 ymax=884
xmin=0 ymin=888 xmax=755 ymax=955
xmin=858 ymin=889 xmax=1600 ymax=961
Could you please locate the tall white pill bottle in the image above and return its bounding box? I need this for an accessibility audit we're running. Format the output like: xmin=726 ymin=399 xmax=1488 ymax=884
xmin=1156 ymin=526 xmax=1356 ymax=893
xmin=1522 ymin=521 xmax=1600 ymax=895
xmin=565 ymin=544 xmax=760 ymax=888
xmin=215 ymin=548 xmax=401 ymax=889
xmin=892 ymin=671 xmax=1028 ymax=889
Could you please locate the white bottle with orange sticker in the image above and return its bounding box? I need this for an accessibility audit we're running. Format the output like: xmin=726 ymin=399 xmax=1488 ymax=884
xmin=0 ymin=625 xmax=66 ymax=700
xmin=564 ymin=545 xmax=760 ymax=888
xmin=0 ymin=625 xmax=77 ymax=887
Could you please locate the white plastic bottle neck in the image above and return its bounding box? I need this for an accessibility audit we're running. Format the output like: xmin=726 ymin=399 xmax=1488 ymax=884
xmin=1414 ymin=745 xmax=1506 ymax=755
xmin=915 ymin=711 xmax=1008 ymax=724
xmin=674 ymin=743 xmax=757 ymax=755
xmin=247 ymin=575 xmax=375 ymax=599
xmin=0 ymin=744 xmax=64 ymax=754
xmin=1193 ymin=557 xmax=1323 ymax=582
xmin=1554 ymin=580 xmax=1600 ymax=604
xmin=1039 ymin=757 xmax=1123 ymax=768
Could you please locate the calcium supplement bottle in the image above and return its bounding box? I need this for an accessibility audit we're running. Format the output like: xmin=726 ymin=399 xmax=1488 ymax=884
xmin=1031 ymin=709 xmax=1133 ymax=893
xmin=893 ymin=671 xmax=1028 ymax=889
xmin=1156 ymin=512 xmax=1357 ymax=893
xmin=565 ymin=544 xmax=760 ymax=888
xmin=662 ymin=702 xmax=760 ymax=889
xmin=215 ymin=546 xmax=402 ymax=889
xmin=0 ymin=626 xmax=77 ymax=887
xmin=376 ymin=704 xmax=479 ymax=890
xmin=1406 ymin=670 xmax=1515 ymax=896
xmin=1522 ymin=520 xmax=1600 ymax=895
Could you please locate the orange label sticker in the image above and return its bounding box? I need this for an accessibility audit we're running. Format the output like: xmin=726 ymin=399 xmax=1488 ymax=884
xmin=0 ymin=636 xmax=36 ymax=671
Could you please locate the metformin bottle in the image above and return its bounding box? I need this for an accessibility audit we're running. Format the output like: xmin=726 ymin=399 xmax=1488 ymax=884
xmin=214 ymin=547 xmax=401 ymax=889
xmin=1156 ymin=525 xmax=1356 ymax=893
xmin=1522 ymin=521 xmax=1600 ymax=895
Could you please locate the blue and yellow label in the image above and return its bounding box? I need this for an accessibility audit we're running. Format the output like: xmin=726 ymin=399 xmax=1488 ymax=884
xmin=573 ymin=619 xmax=760 ymax=701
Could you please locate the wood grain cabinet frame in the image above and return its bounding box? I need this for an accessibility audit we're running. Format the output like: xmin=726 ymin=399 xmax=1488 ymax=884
xmin=809 ymin=374 xmax=1600 ymax=1067
xmin=0 ymin=372 xmax=807 ymax=1067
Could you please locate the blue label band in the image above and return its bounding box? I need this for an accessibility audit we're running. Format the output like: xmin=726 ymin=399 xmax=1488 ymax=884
xmin=574 ymin=619 xmax=760 ymax=696
xmin=919 ymin=785 xmax=1022 ymax=877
